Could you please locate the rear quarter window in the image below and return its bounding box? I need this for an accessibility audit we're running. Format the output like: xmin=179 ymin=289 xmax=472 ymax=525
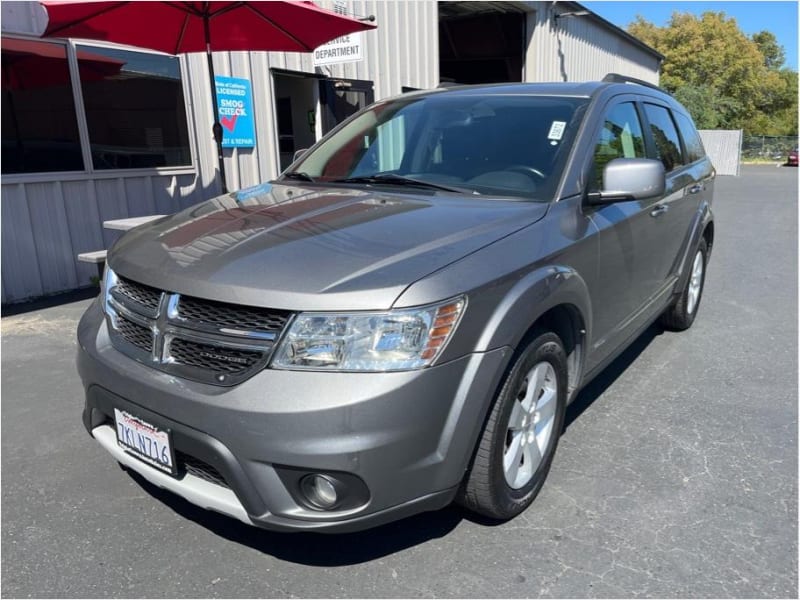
xmin=643 ymin=103 xmax=685 ymax=172
xmin=673 ymin=111 xmax=706 ymax=163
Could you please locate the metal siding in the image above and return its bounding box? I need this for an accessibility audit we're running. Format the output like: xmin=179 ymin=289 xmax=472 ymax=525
xmin=93 ymin=178 xmax=128 ymax=249
xmin=62 ymin=180 xmax=105 ymax=285
xmin=151 ymin=176 xmax=176 ymax=215
xmin=526 ymin=2 xmax=659 ymax=84
xmin=0 ymin=1 xmax=47 ymax=35
xmin=179 ymin=0 xmax=439 ymax=192
xmin=250 ymin=52 xmax=278 ymax=182
xmin=1 ymin=183 xmax=44 ymax=300
xmin=699 ymin=130 xmax=743 ymax=177
xmin=123 ymin=178 xmax=154 ymax=217
xmin=25 ymin=182 xmax=79 ymax=294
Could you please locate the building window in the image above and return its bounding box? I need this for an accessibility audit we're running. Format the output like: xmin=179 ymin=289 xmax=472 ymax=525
xmin=1 ymin=36 xmax=193 ymax=176
xmin=76 ymin=45 xmax=191 ymax=170
xmin=1 ymin=38 xmax=83 ymax=174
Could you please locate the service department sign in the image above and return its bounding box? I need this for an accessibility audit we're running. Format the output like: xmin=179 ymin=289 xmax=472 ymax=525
xmin=313 ymin=32 xmax=364 ymax=66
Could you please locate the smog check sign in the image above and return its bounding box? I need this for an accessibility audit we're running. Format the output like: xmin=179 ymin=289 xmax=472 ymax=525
xmin=215 ymin=76 xmax=255 ymax=148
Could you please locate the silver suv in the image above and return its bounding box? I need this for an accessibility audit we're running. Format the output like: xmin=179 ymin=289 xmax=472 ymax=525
xmin=77 ymin=76 xmax=715 ymax=532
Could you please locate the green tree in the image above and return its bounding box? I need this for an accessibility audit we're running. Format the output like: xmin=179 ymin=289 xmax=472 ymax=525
xmin=752 ymin=30 xmax=785 ymax=69
xmin=628 ymin=12 xmax=798 ymax=135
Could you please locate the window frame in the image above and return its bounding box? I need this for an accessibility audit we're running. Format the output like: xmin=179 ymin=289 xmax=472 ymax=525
xmin=580 ymin=95 xmax=650 ymax=195
xmin=672 ymin=110 xmax=706 ymax=165
xmin=1 ymin=33 xmax=197 ymax=183
xmin=640 ymin=101 xmax=687 ymax=174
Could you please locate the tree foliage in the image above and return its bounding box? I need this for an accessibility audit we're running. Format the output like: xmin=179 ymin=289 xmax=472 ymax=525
xmin=628 ymin=12 xmax=798 ymax=135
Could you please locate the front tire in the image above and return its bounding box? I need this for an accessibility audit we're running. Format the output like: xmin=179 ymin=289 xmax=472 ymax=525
xmin=458 ymin=332 xmax=567 ymax=520
xmin=661 ymin=238 xmax=708 ymax=331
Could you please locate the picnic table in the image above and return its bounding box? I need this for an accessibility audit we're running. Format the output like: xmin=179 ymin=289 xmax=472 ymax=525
xmin=78 ymin=214 xmax=167 ymax=278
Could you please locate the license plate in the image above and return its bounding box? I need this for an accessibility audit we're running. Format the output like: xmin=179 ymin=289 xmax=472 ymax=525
xmin=113 ymin=408 xmax=176 ymax=476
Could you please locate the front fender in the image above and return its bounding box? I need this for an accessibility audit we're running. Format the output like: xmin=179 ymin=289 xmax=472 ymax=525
xmin=474 ymin=265 xmax=593 ymax=353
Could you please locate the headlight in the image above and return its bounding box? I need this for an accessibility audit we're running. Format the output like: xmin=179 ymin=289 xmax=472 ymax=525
xmin=101 ymin=264 xmax=117 ymax=314
xmin=271 ymin=297 xmax=465 ymax=372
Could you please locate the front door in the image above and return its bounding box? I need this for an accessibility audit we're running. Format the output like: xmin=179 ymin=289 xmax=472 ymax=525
xmin=320 ymin=77 xmax=375 ymax=135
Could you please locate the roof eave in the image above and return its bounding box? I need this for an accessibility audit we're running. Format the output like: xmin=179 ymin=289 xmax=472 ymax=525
xmin=564 ymin=1 xmax=665 ymax=63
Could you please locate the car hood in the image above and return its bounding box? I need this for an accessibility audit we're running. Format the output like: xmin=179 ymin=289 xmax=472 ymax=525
xmin=109 ymin=182 xmax=548 ymax=311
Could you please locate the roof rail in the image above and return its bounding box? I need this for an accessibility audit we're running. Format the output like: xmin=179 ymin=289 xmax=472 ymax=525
xmin=602 ymin=73 xmax=664 ymax=92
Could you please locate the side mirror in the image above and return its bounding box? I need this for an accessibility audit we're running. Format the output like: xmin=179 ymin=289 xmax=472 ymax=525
xmin=587 ymin=158 xmax=665 ymax=205
xmin=293 ymin=149 xmax=309 ymax=162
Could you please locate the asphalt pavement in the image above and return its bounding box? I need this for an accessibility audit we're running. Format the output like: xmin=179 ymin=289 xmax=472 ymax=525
xmin=1 ymin=164 xmax=797 ymax=598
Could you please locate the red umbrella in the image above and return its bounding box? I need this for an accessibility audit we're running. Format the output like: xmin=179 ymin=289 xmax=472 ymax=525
xmin=2 ymin=37 xmax=124 ymax=90
xmin=40 ymin=0 xmax=377 ymax=192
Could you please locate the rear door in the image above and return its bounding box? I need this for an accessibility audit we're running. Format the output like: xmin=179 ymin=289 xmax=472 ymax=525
xmin=640 ymin=102 xmax=701 ymax=290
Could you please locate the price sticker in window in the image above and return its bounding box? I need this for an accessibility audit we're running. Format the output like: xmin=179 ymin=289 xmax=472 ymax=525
xmin=548 ymin=121 xmax=567 ymax=141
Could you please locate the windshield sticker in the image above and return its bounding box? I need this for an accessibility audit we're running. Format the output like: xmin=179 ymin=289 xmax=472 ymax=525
xmin=548 ymin=121 xmax=567 ymax=141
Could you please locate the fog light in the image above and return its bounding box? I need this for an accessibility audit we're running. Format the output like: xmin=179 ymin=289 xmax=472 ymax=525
xmin=301 ymin=474 xmax=339 ymax=509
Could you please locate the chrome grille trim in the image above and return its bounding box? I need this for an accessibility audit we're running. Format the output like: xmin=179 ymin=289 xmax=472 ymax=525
xmin=175 ymin=295 xmax=290 ymax=336
xmin=112 ymin=277 xmax=161 ymax=317
xmin=104 ymin=277 xmax=291 ymax=386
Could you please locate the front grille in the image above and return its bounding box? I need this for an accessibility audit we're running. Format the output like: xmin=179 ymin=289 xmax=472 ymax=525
xmin=115 ymin=277 xmax=161 ymax=312
xmin=106 ymin=275 xmax=291 ymax=386
xmin=169 ymin=338 xmax=263 ymax=375
xmin=177 ymin=295 xmax=290 ymax=333
xmin=115 ymin=315 xmax=153 ymax=352
xmin=177 ymin=451 xmax=229 ymax=488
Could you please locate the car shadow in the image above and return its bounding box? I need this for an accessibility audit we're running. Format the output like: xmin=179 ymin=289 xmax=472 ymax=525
xmin=125 ymin=468 xmax=464 ymax=565
xmin=1 ymin=286 xmax=98 ymax=317
xmin=123 ymin=322 xmax=665 ymax=564
xmin=564 ymin=322 xmax=664 ymax=429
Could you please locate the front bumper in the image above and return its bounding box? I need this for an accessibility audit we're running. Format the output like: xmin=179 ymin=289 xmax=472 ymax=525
xmin=77 ymin=299 xmax=510 ymax=532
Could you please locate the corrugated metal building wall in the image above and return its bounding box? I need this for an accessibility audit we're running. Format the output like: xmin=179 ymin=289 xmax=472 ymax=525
xmin=525 ymin=3 xmax=661 ymax=83
xmin=698 ymin=130 xmax=743 ymax=177
xmin=1 ymin=0 xmax=661 ymax=304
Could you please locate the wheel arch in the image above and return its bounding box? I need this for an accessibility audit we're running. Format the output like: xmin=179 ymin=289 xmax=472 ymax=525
xmin=702 ymin=219 xmax=714 ymax=256
xmin=674 ymin=203 xmax=714 ymax=292
xmin=475 ymin=265 xmax=591 ymax=399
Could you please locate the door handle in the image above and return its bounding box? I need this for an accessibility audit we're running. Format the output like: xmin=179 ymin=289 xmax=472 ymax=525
xmin=650 ymin=205 xmax=669 ymax=218
xmin=687 ymin=184 xmax=703 ymax=195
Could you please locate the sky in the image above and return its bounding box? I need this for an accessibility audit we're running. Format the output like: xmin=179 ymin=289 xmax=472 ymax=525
xmin=582 ymin=1 xmax=799 ymax=70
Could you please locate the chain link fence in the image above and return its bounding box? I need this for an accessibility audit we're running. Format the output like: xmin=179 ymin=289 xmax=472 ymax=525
xmin=741 ymin=135 xmax=798 ymax=161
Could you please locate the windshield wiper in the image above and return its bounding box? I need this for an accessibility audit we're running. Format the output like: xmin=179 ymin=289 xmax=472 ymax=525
xmin=282 ymin=171 xmax=316 ymax=182
xmin=333 ymin=173 xmax=479 ymax=195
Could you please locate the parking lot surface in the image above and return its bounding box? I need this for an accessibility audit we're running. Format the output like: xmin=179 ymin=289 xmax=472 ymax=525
xmin=2 ymin=165 xmax=797 ymax=598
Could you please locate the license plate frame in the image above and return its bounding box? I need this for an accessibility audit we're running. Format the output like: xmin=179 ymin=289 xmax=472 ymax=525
xmin=113 ymin=408 xmax=177 ymax=477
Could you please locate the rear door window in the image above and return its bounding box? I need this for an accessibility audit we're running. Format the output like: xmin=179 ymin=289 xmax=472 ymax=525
xmin=643 ymin=103 xmax=685 ymax=172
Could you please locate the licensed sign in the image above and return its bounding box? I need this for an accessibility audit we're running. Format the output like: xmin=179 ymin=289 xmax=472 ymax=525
xmin=215 ymin=76 xmax=255 ymax=148
xmin=313 ymin=32 xmax=364 ymax=66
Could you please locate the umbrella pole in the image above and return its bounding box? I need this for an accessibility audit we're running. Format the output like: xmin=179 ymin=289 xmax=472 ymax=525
xmin=204 ymin=17 xmax=228 ymax=194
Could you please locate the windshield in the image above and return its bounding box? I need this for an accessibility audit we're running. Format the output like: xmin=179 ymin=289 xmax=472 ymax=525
xmin=287 ymin=93 xmax=588 ymax=201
